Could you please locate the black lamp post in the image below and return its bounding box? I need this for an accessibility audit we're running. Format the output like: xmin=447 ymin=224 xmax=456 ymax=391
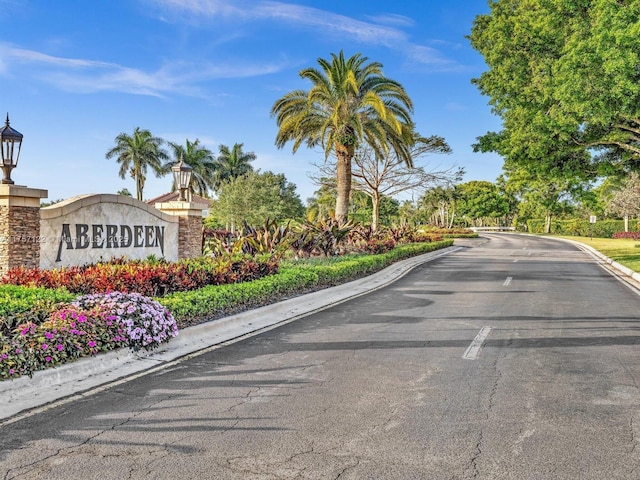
xmin=0 ymin=114 xmax=23 ymax=185
xmin=171 ymin=154 xmax=193 ymax=201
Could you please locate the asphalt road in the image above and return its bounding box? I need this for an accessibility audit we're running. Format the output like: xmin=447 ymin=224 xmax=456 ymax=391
xmin=2 ymin=234 xmax=640 ymax=479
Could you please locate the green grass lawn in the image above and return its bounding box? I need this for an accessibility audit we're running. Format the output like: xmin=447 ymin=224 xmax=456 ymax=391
xmin=554 ymin=236 xmax=640 ymax=273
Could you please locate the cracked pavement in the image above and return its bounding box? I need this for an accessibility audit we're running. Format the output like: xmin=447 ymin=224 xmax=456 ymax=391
xmin=2 ymin=234 xmax=640 ymax=478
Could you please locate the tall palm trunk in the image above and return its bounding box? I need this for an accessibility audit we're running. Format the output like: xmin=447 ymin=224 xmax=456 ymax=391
xmin=136 ymin=172 xmax=144 ymax=201
xmin=334 ymin=143 xmax=353 ymax=225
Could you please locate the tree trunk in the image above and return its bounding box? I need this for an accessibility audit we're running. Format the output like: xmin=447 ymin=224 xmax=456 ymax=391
xmin=136 ymin=175 xmax=144 ymax=201
xmin=134 ymin=167 xmax=145 ymax=202
xmin=544 ymin=212 xmax=552 ymax=234
xmin=334 ymin=144 xmax=353 ymax=225
xmin=371 ymin=191 xmax=380 ymax=232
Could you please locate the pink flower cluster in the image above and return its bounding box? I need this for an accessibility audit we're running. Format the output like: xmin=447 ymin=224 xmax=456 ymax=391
xmin=1 ymin=291 xmax=179 ymax=379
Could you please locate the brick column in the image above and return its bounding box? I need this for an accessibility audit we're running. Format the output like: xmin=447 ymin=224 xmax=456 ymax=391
xmin=0 ymin=185 xmax=48 ymax=276
xmin=155 ymin=201 xmax=205 ymax=260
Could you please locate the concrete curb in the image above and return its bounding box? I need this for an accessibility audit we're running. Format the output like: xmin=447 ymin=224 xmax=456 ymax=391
xmin=549 ymin=236 xmax=640 ymax=285
xmin=0 ymin=246 xmax=461 ymax=421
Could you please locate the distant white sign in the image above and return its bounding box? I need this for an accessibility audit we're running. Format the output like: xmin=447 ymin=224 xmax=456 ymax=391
xmin=589 ymin=215 xmax=597 ymax=224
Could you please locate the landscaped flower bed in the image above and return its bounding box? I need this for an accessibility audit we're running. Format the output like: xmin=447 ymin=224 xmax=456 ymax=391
xmin=160 ymin=240 xmax=454 ymax=325
xmin=612 ymin=231 xmax=640 ymax=240
xmin=0 ymin=226 xmax=458 ymax=380
xmin=1 ymin=255 xmax=278 ymax=296
xmin=0 ymin=292 xmax=177 ymax=379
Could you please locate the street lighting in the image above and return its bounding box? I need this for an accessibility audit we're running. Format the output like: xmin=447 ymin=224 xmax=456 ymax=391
xmin=0 ymin=114 xmax=23 ymax=185
xmin=171 ymin=154 xmax=192 ymax=201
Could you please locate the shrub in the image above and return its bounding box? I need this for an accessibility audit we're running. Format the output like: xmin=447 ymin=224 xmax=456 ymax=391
xmin=2 ymin=305 xmax=129 ymax=379
xmin=0 ymin=285 xmax=76 ymax=337
xmin=293 ymin=218 xmax=355 ymax=257
xmin=160 ymin=239 xmax=454 ymax=324
xmin=362 ymin=238 xmax=396 ymax=255
xmin=612 ymin=231 xmax=640 ymax=240
xmin=240 ymin=219 xmax=295 ymax=257
xmin=527 ymin=218 xmax=628 ymax=237
xmin=0 ymin=291 xmax=180 ymax=380
xmin=1 ymin=255 xmax=279 ymax=297
xmin=73 ymin=292 xmax=178 ymax=352
xmin=159 ymin=268 xmax=320 ymax=322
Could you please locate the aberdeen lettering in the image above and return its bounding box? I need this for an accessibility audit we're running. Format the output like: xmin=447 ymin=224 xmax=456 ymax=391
xmin=56 ymin=224 xmax=165 ymax=262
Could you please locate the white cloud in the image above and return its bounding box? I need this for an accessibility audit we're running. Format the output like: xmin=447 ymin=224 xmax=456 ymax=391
xmin=0 ymin=44 xmax=113 ymax=69
xmin=404 ymin=45 xmax=470 ymax=73
xmin=363 ymin=13 xmax=415 ymax=28
xmin=0 ymin=43 xmax=292 ymax=97
xmin=146 ymin=0 xmax=461 ymax=68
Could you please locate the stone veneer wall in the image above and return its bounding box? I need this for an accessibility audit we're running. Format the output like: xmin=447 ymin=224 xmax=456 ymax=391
xmin=155 ymin=200 xmax=207 ymax=260
xmin=0 ymin=205 xmax=41 ymax=275
xmin=178 ymin=215 xmax=203 ymax=259
xmin=0 ymin=186 xmax=47 ymax=276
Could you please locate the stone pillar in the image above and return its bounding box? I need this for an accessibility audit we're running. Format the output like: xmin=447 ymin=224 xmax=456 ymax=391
xmin=0 ymin=185 xmax=48 ymax=276
xmin=155 ymin=200 xmax=205 ymax=259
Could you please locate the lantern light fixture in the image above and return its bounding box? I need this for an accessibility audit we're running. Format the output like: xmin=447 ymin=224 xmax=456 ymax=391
xmin=0 ymin=114 xmax=23 ymax=185
xmin=171 ymin=154 xmax=193 ymax=201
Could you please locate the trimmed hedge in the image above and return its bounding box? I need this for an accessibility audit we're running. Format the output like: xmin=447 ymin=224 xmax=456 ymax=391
xmin=159 ymin=240 xmax=453 ymax=323
xmin=527 ymin=219 xmax=635 ymax=237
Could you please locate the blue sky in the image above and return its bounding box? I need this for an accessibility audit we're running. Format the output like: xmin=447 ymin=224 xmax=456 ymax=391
xmin=0 ymin=0 xmax=503 ymax=204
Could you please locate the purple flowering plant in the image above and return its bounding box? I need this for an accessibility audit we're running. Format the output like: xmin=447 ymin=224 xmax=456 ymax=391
xmin=0 ymin=292 xmax=179 ymax=380
xmin=73 ymin=292 xmax=179 ymax=352
xmin=0 ymin=336 xmax=33 ymax=379
xmin=0 ymin=304 xmax=128 ymax=379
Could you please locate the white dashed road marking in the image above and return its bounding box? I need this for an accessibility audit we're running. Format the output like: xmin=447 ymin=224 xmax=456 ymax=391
xmin=463 ymin=326 xmax=493 ymax=360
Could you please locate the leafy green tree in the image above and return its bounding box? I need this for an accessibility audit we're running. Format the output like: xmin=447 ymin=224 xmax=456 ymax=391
xmin=167 ymin=139 xmax=216 ymax=197
xmin=500 ymin=160 xmax=592 ymax=233
xmin=117 ymin=188 xmax=132 ymax=197
xmin=211 ymin=170 xmax=305 ymax=232
xmin=271 ymin=50 xmax=415 ymax=225
xmin=212 ymin=143 xmax=256 ymax=191
xmin=377 ymin=196 xmax=401 ymax=227
xmin=105 ymin=127 xmax=168 ymax=201
xmin=397 ymin=200 xmax=421 ymax=227
xmin=456 ymin=181 xmax=510 ymax=227
xmin=469 ymin=0 xmax=640 ymax=176
xmin=41 ymin=199 xmax=65 ymax=207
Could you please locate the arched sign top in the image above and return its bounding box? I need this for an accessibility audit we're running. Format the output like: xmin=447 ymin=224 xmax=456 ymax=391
xmin=41 ymin=194 xmax=177 ymax=223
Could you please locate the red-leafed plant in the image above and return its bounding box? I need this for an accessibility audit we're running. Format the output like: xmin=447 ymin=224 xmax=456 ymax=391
xmin=362 ymin=238 xmax=396 ymax=255
xmin=612 ymin=231 xmax=640 ymax=240
xmin=1 ymin=255 xmax=279 ymax=297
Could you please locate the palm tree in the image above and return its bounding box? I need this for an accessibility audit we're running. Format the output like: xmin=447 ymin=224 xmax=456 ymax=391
xmin=271 ymin=50 xmax=415 ymax=224
xmin=166 ymin=139 xmax=216 ymax=198
xmin=212 ymin=143 xmax=256 ymax=191
xmin=106 ymin=127 xmax=168 ymax=201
